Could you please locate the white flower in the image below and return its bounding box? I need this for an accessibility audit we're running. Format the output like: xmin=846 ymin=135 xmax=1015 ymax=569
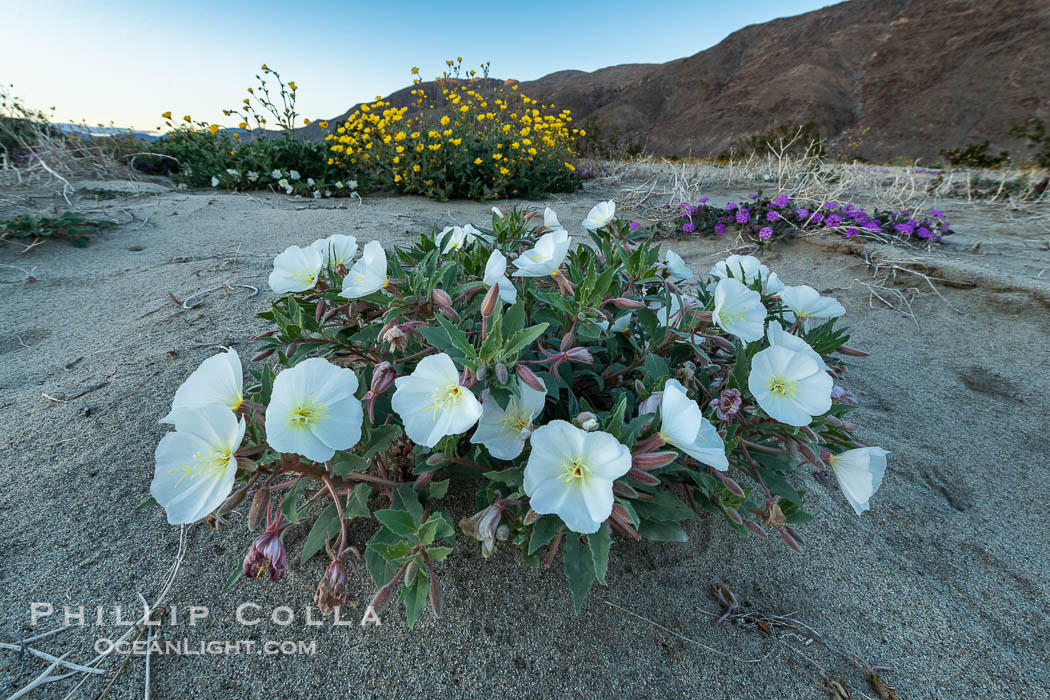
xmin=151 ymin=406 xmax=246 ymax=524
xmin=491 ymin=206 xmax=504 ymax=218
xmin=310 ymin=234 xmax=358 ymax=267
xmin=339 ymin=240 xmax=388 ymax=298
xmin=663 ymin=249 xmax=693 ymax=280
xmin=247 ymin=171 xmax=259 ymax=182
xmin=284 ymin=185 xmax=294 ymax=195
xmin=391 ymin=353 xmax=482 ymax=447
xmin=312 ymin=191 xmax=321 ymax=199
xmin=483 ymin=249 xmax=517 ymax=304
xmin=348 ymin=179 xmax=358 ymax=189
xmin=714 ymin=278 xmax=766 ymax=342
xmin=523 ymin=421 xmax=631 ymax=534
xmin=271 ymin=169 xmax=282 ymax=179
xmin=748 ymin=346 xmax=832 ymax=426
xmin=162 ymin=348 xmax=243 ymax=423
xmin=708 ymin=254 xmax=783 ymax=294
xmin=268 ymin=244 xmax=323 ymax=294
xmin=766 ymin=321 xmax=828 ymax=371
xmin=470 ymin=380 xmax=547 ymax=460
xmin=436 ymin=224 xmax=484 ymax=253
xmin=226 ymin=168 xmax=239 ymax=176
xmin=597 ymin=313 xmax=631 ymax=333
xmin=265 ymin=358 xmax=363 ymax=463
xmin=511 ymin=229 xmax=570 ymax=277
xmin=543 ymin=206 xmax=564 ymax=231
xmin=778 ymin=285 xmax=845 ymax=328
xmin=211 ymin=176 xmax=219 ymax=187
xmin=278 ymin=178 xmax=289 ymax=188
xmin=307 ymin=177 xmax=315 ymax=186
xmin=582 ymin=200 xmax=615 ymax=230
xmin=651 ymin=293 xmax=700 ymax=327
xmin=335 ymin=181 xmax=344 ymax=189
xmin=829 ymin=447 xmax=888 ymax=515
xmin=659 ymin=379 xmax=728 ymax=470
xmin=290 ymin=170 xmax=301 ymax=180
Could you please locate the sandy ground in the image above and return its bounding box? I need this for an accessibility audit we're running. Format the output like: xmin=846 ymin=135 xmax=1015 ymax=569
xmin=1 ymin=175 xmax=1049 ymax=699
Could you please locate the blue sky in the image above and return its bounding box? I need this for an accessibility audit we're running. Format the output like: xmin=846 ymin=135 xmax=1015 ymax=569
xmin=2 ymin=0 xmax=835 ymax=131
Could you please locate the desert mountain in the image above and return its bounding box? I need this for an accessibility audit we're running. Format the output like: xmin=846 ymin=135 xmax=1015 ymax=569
xmin=314 ymin=0 xmax=1050 ymax=162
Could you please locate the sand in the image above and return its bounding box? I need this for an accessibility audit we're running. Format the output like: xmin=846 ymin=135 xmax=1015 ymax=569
xmin=1 ymin=174 xmax=1049 ymax=699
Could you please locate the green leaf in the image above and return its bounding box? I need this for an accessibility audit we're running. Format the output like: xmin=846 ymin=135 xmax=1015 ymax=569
xmin=503 ymin=322 xmax=549 ymax=357
xmin=637 ymin=519 xmax=689 ymax=542
xmin=133 ymin=496 xmax=158 ymax=512
xmin=631 ymin=489 xmax=699 ymax=522
xmin=279 ymin=480 xmax=306 ymax=524
xmin=300 ymin=503 xmax=340 ymax=565
xmin=361 ymin=424 xmax=403 ymax=460
xmin=643 ymin=353 xmax=669 ymax=381
xmin=435 ymin=315 xmax=477 ymax=359
xmin=604 ymin=394 xmax=628 ymax=438
xmin=482 ymin=467 xmax=524 ymax=487
xmin=426 ymin=545 xmax=453 ymax=561
xmin=374 ymin=509 xmax=418 ymax=537
xmin=562 ymin=534 xmax=596 ymax=613
xmin=428 ymin=479 xmax=450 ymax=499
xmin=367 ymin=528 xmax=410 ymax=586
xmin=392 ymin=484 xmax=425 ymax=520
xmin=344 ymin=484 xmax=373 ymax=520
xmin=222 ymin=562 xmax=244 ymax=591
xmin=401 ymin=568 xmax=429 ymax=628
xmin=588 ymin=523 xmax=612 ymax=585
xmin=330 ymin=452 xmax=370 ymax=475
xmin=528 ymin=514 xmax=564 ymax=555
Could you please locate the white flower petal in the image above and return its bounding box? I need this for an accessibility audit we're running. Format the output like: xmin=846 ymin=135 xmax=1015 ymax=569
xmin=831 ymin=447 xmax=888 ymax=515
xmin=310 ymin=234 xmax=358 ymax=267
xmin=340 ymin=240 xmax=388 ymax=298
xmin=391 ymin=353 xmax=481 ymax=447
xmin=162 ymin=348 xmax=243 ymax=423
xmin=269 ymin=245 xmax=322 ymax=294
xmin=714 ymin=278 xmax=766 ymax=342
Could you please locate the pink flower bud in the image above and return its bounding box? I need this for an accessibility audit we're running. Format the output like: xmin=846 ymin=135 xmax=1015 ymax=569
xmin=314 ymin=298 xmax=326 ymax=323
xmin=608 ymin=297 xmax=645 ymax=309
xmin=431 ymin=288 xmax=453 ymax=307
xmin=516 ymin=364 xmax=545 ymax=392
xmin=574 ymin=411 xmax=598 ymax=431
xmin=714 ymin=470 xmax=745 ymax=497
xmin=836 ymin=344 xmax=869 ymax=357
xmin=632 ymin=451 xmax=678 ymax=470
xmin=247 ymin=487 xmax=269 ymax=532
xmin=243 ymin=521 xmax=290 ymax=582
xmin=252 ymin=348 xmax=276 ymax=362
xmin=560 ymin=330 xmax=576 ymax=351
xmin=613 ymin=480 xmax=639 ymax=498
xmin=314 ymin=558 xmax=349 ymax=615
xmin=694 ymin=310 xmax=714 ymax=323
xmin=626 ymin=468 xmax=660 ymax=486
xmin=481 ymin=283 xmax=500 ymax=317
xmin=370 ymin=362 xmax=396 ymax=395
xmin=711 ymin=335 xmax=735 ymax=352
xmin=565 ymin=347 xmax=593 ymax=365
xmin=743 ymin=520 xmax=767 ymax=537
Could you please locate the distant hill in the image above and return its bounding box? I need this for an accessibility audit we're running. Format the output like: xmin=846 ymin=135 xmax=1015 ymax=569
xmin=51 ymin=123 xmax=161 ymax=141
xmin=311 ymin=0 xmax=1050 ymax=162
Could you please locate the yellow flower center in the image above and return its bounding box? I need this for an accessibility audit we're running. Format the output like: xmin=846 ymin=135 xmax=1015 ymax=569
xmin=501 ymin=409 xmax=531 ymax=434
xmin=561 ymin=457 xmax=590 ymax=484
xmin=288 ymin=396 xmax=327 ymax=428
xmin=768 ymin=376 xmax=797 ymax=397
xmin=170 ymin=447 xmax=232 ymax=485
xmin=426 ymin=382 xmax=465 ymax=418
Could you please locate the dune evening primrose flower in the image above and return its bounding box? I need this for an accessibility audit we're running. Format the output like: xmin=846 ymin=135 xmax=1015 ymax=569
xmin=162 ymin=348 xmax=243 ymax=423
xmin=663 ymin=249 xmax=693 ymax=280
xmin=289 ymin=170 xmax=301 ymax=180
xmin=247 ymin=171 xmax=259 ymax=182
xmin=708 ymin=254 xmax=784 ymax=294
xmin=543 ymin=206 xmax=564 ymax=232
xmin=268 ymin=244 xmax=323 ymax=294
xmin=766 ymin=321 xmax=828 ymax=371
xmin=470 ymin=380 xmax=547 ymax=460
xmin=265 ymin=358 xmax=364 ymax=463
xmin=713 ymin=278 xmax=766 ymax=342
xmin=652 ymin=293 xmax=700 ymax=327
xmin=491 ymin=206 xmax=504 ymax=218
xmin=484 ymin=249 xmax=517 ymax=304
xmin=310 ymin=234 xmax=358 ymax=267
xmin=828 ymin=447 xmax=888 ymax=515
xmin=748 ymin=346 xmax=832 ymax=426
xmin=151 ymin=405 xmax=246 ymax=524
xmin=582 ymin=200 xmax=615 ymax=230
xmin=658 ymin=379 xmax=728 ymax=470
xmin=340 ymin=240 xmax=389 ymax=298
xmin=523 ymin=420 xmax=631 ymax=533
xmin=511 ymin=228 xmax=570 ymax=277
xmin=779 ymin=285 xmax=846 ymax=328
xmin=436 ymin=224 xmax=484 ymax=253
xmin=391 ymin=353 xmax=482 ymax=447
xmin=211 ymin=176 xmax=219 ymax=187
xmin=243 ymin=520 xmax=291 ymax=581
xmin=278 ymin=178 xmax=290 ymax=189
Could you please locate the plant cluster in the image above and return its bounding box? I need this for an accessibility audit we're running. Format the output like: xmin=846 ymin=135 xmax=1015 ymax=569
xmin=938 ymin=141 xmax=1009 ymax=169
xmin=0 ymin=212 xmax=115 ymax=247
xmin=671 ymin=192 xmax=953 ymax=246
xmin=1009 ymin=117 xmax=1050 ymax=168
xmin=146 ymin=202 xmax=888 ymax=626
xmin=325 ymin=59 xmax=583 ymax=201
xmin=716 ymin=123 xmax=825 ymax=161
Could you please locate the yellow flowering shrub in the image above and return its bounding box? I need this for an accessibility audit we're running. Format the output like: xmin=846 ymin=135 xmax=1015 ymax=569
xmin=327 ymin=59 xmax=583 ymax=200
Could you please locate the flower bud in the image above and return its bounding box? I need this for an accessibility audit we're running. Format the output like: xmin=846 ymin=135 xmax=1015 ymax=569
xmin=608 ymin=297 xmax=645 ymax=309
xmin=431 ymin=288 xmax=453 ymax=308
xmin=243 ymin=522 xmax=289 ymax=581
xmin=612 ymin=480 xmax=640 ymax=499
xmin=779 ymin=528 xmax=802 ymax=552
xmin=632 ymin=451 xmax=678 ymax=470
xmin=323 ymin=304 xmax=345 ymax=322
xmin=831 ymin=385 xmax=859 ymax=405
xmin=481 ymin=283 xmax=500 ymax=317
xmin=694 ymin=310 xmax=714 ymax=323
xmin=314 ymin=558 xmax=349 ymax=615
xmin=725 ymin=507 xmax=743 ymax=524
xmin=475 ymin=364 xmax=487 ymax=381
xmin=564 ymin=347 xmax=593 ymax=365
xmin=637 ymin=392 xmax=663 ymax=417
xmin=236 ymin=456 xmax=258 ymax=472
xmin=314 ymin=298 xmax=326 ymax=324
xmin=426 ymin=453 xmax=446 ymax=467
xmin=404 ymin=559 xmax=419 ymax=586
xmin=574 ymin=411 xmax=598 ymax=431
xmin=560 ymin=330 xmax=576 ymax=351
xmin=251 ymin=348 xmax=276 ymax=362
xmin=626 ymin=468 xmax=660 ymax=486
xmin=494 ymin=362 xmax=509 ymax=384
xmin=439 ymin=305 xmax=461 ymax=323
xmin=516 ymin=364 xmax=545 ymax=392
xmin=710 ymin=335 xmax=735 ymax=352
xmin=743 ymin=520 xmax=767 ymax=537
xmin=714 ymin=470 xmax=746 ymax=497
xmin=836 ymin=344 xmax=869 ymax=357
xmin=413 ymin=469 xmax=434 ymax=490
xmin=247 ymin=487 xmax=269 ymax=532
xmin=523 ymin=508 xmax=541 ymax=526
xmin=370 ymin=361 xmax=396 ymax=395
xmin=361 ymin=575 xmax=399 ymax=626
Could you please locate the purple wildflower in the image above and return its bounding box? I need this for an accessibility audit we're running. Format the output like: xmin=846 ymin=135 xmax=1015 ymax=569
xmin=766 ymin=210 xmax=780 ymax=222
xmin=735 ymin=208 xmax=750 ymax=224
xmin=844 ymin=227 xmax=860 ymax=239
xmin=726 ymin=202 xmax=738 ymax=211
xmin=929 ymin=209 xmax=944 ymax=218
xmin=916 ymin=227 xmax=932 ymax=239
xmin=812 ymin=212 xmax=825 ymax=225
xmin=682 ymin=223 xmax=695 ymax=233
xmin=698 ymin=197 xmax=709 ymax=203
xmin=825 ymin=214 xmax=843 ymax=227
xmin=749 ymin=192 xmax=759 ymax=199
xmin=629 ymin=221 xmax=640 ymax=231
xmin=714 ymin=223 xmax=726 ymax=234
xmin=773 ymin=194 xmax=791 ymax=208
xmin=794 ymin=208 xmax=810 ymax=220
xmin=758 ymin=227 xmax=773 ymax=240
xmin=824 ymin=202 xmax=838 ymax=210
xmin=711 ymin=388 xmax=743 ymax=421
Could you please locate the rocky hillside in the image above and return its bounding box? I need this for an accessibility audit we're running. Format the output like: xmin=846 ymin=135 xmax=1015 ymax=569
xmin=316 ymin=0 xmax=1050 ymax=162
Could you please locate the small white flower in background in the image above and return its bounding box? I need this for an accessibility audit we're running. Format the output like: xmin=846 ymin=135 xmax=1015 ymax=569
xmin=597 ymin=313 xmax=631 ymax=333
xmin=778 ymin=285 xmax=846 ymax=329
xmin=268 ymin=244 xmax=323 ymax=294
xmin=247 ymin=171 xmax=259 ymax=182
xmin=307 ymin=177 xmax=315 ymax=186
xmin=483 ymin=249 xmax=517 ymax=304
xmin=828 ymin=447 xmax=888 ymax=515
xmin=151 ymin=406 xmax=246 ymax=524
xmin=663 ymin=249 xmax=693 ymax=280
xmin=265 ymin=358 xmax=363 ymax=463
xmin=335 ymin=181 xmax=344 ymax=189
xmin=638 ymin=392 xmax=662 ymax=417
xmin=285 ymin=185 xmax=294 ymax=195
xmin=491 ymin=206 xmax=504 ymax=218
xmin=766 ymin=321 xmax=828 ymax=371
xmin=659 ymin=378 xmax=728 ymax=470
xmin=226 ymin=168 xmax=239 ymax=176
xmin=310 ymin=234 xmax=358 ymax=267
xmin=470 ymin=379 xmax=547 ymax=460
xmin=543 ymin=206 xmax=564 ymax=231
xmin=511 ymin=229 xmax=570 ymax=277
xmin=523 ymin=420 xmax=631 ymax=534
xmin=339 ymin=240 xmax=389 ymax=298
xmin=162 ymin=348 xmax=243 ymax=423
xmin=748 ymin=346 xmax=832 ymax=426
xmin=271 ymin=169 xmax=282 ymax=179
xmin=651 ymin=293 xmax=699 ymax=327
xmin=348 ymin=179 xmax=358 ymax=189
xmin=582 ymin=200 xmax=615 ymax=230
xmin=177 ymin=183 xmax=187 ymax=190
xmin=391 ymin=353 xmax=482 ymax=447
xmin=708 ymin=254 xmax=784 ymax=294
xmin=278 ymin=178 xmax=289 ymax=189
xmin=436 ymin=224 xmax=484 ymax=254
xmin=211 ymin=176 xmax=219 ymax=187
xmin=290 ymin=170 xmax=301 ymax=180
xmin=714 ymin=278 xmax=766 ymax=342
xmin=312 ymin=191 xmax=321 ymax=199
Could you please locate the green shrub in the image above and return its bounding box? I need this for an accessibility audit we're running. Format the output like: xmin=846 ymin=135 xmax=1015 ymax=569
xmin=1009 ymin=118 xmax=1050 ymax=168
xmin=939 ymin=141 xmax=1009 ymax=168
